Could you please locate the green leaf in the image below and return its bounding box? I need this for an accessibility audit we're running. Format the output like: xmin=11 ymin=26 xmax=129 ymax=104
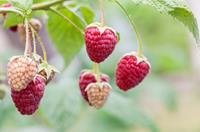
xmin=65 ymin=2 xmax=94 ymax=25
xmin=169 ymin=7 xmax=199 ymax=44
xmin=103 ymin=92 xmax=159 ymax=132
xmin=114 ymin=0 xmax=199 ymax=43
xmin=132 ymin=0 xmax=199 ymax=43
xmin=79 ymin=5 xmax=94 ymax=24
xmin=47 ymin=7 xmax=93 ymax=66
xmin=3 ymin=13 xmax=23 ymax=27
xmin=9 ymin=0 xmax=32 ymax=11
xmin=40 ymin=79 xmax=82 ymax=131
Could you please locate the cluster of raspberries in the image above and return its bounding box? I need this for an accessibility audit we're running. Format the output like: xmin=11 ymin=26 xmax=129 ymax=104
xmin=7 ymin=55 xmax=56 ymax=115
xmin=2 ymin=4 xmax=151 ymax=112
xmin=79 ymin=23 xmax=150 ymax=109
xmin=2 ymin=4 xmax=57 ymax=115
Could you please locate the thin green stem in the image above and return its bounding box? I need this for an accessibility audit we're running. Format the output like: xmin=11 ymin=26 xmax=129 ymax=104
xmin=30 ymin=24 xmax=47 ymax=62
xmin=99 ymin=0 xmax=105 ymax=26
xmin=32 ymin=0 xmax=65 ymax=10
xmin=0 ymin=7 xmax=24 ymax=17
xmin=50 ymin=7 xmax=84 ymax=35
xmin=114 ymin=0 xmax=143 ymax=56
xmin=24 ymin=18 xmax=32 ymax=56
xmin=30 ymin=26 xmax=37 ymax=54
xmin=93 ymin=63 xmax=100 ymax=83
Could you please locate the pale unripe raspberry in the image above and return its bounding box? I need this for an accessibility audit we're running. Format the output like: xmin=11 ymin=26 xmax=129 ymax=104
xmin=7 ymin=56 xmax=37 ymax=91
xmin=86 ymin=82 xmax=112 ymax=109
xmin=79 ymin=70 xmax=109 ymax=104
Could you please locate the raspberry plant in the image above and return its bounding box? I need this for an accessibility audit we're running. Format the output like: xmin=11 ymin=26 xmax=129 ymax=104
xmin=0 ymin=0 xmax=199 ymax=131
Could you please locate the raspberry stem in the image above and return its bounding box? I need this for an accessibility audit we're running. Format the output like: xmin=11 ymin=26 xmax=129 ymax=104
xmin=32 ymin=0 xmax=65 ymax=10
xmin=24 ymin=18 xmax=32 ymax=56
xmin=30 ymin=27 xmax=37 ymax=54
xmin=114 ymin=0 xmax=143 ymax=57
xmin=99 ymin=0 xmax=105 ymax=27
xmin=30 ymin=24 xmax=47 ymax=62
xmin=93 ymin=63 xmax=101 ymax=83
xmin=0 ymin=7 xmax=24 ymax=17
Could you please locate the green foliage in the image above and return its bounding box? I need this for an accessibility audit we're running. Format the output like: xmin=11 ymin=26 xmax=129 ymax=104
xmin=132 ymin=0 xmax=199 ymax=43
xmin=3 ymin=13 xmax=23 ymax=27
xmin=0 ymin=0 xmax=199 ymax=131
xmin=47 ymin=6 xmax=94 ymax=66
xmin=9 ymin=0 xmax=32 ymax=11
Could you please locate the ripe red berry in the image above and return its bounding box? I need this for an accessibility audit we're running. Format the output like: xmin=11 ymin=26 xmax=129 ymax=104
xmin=9 ymin=26 xmax=18 ymax=32
xmin=85 ymin=23 xmax=118 ymax=63
xmin=115 ymin=52 xmax=150 ymax=91
xmin=11 ymin=76 xmax=46 ymax=115
xmin=79 ymin=70 xmax=109 ymax=104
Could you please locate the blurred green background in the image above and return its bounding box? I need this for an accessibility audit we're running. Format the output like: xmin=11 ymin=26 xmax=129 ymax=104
xmin=0 ymin=0 xmax=200 ymax=132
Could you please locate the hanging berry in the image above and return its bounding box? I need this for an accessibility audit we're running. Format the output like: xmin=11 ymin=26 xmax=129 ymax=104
xmin=79 ymin=70 xmax=109 ymax=104
xmin=114 ymin=1 xmax=151 ymax=91
xmin=85 ymin=23 xmax=118 ymax=63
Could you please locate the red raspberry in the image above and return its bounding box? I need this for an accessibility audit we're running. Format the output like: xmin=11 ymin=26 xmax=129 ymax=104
xmin=9 ymin=26 xmax=18 ymax=32
xmin=11 ymin=76 xmax=46 ymax=115
xmin=79 ymin=70 xmax=109 ymax=104
xmin=115 ymin=52 xmax=150 ymax=91
xmin=85 ymin=23 xmax=118 ymax=63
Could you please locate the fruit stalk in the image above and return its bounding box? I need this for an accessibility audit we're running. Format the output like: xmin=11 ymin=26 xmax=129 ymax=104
xmin=30 ymin=26 xmax=37 ymax=54
xmin=32 ymin=0 xmax=65 ymax=10
xmin=114 ymin=0 xmax=143 ymax=57
xmin=93 ymin=63 xmax=101 ymax=83
xmin=99 ymin=0 xmax=105 ymax=26
xmin=24 ymin=18 xmax=32 ymax=56
xmin=30 ymin=24 xmax=47 ymax=62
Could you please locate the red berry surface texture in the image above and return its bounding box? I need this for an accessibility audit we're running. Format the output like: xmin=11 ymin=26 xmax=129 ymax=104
xmin=79 ymin=70 xmax=109 ymax=104
xmin=85 ymin=23 xmax=118 ymax=63
xmin=11 ymin=76 xmax=46 ymax=115
xmin=115 ymin=52 xmax=150 ymax=91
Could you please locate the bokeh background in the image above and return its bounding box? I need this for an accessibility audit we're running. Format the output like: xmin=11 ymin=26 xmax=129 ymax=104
xmin=0 ymin=0 xmax=200 ymax=132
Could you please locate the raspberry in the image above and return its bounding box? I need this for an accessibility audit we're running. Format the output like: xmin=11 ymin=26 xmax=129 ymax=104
xmin=115 ymin=52 xmax=150 ymax=91
xmin=11 ymin=76 xmax=46 ymax=115
xmin=9 ymin=26 xmax=18 ymax=32
xmin=86 ymin=82 xmax=112 ymax=109
xmin=85 ymin=23 xmax=118 ymax=63
xmin=79 ymin=70 xmax=109 ymax=104
xmin=7 ymin=56 xmax=37 ymax=91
